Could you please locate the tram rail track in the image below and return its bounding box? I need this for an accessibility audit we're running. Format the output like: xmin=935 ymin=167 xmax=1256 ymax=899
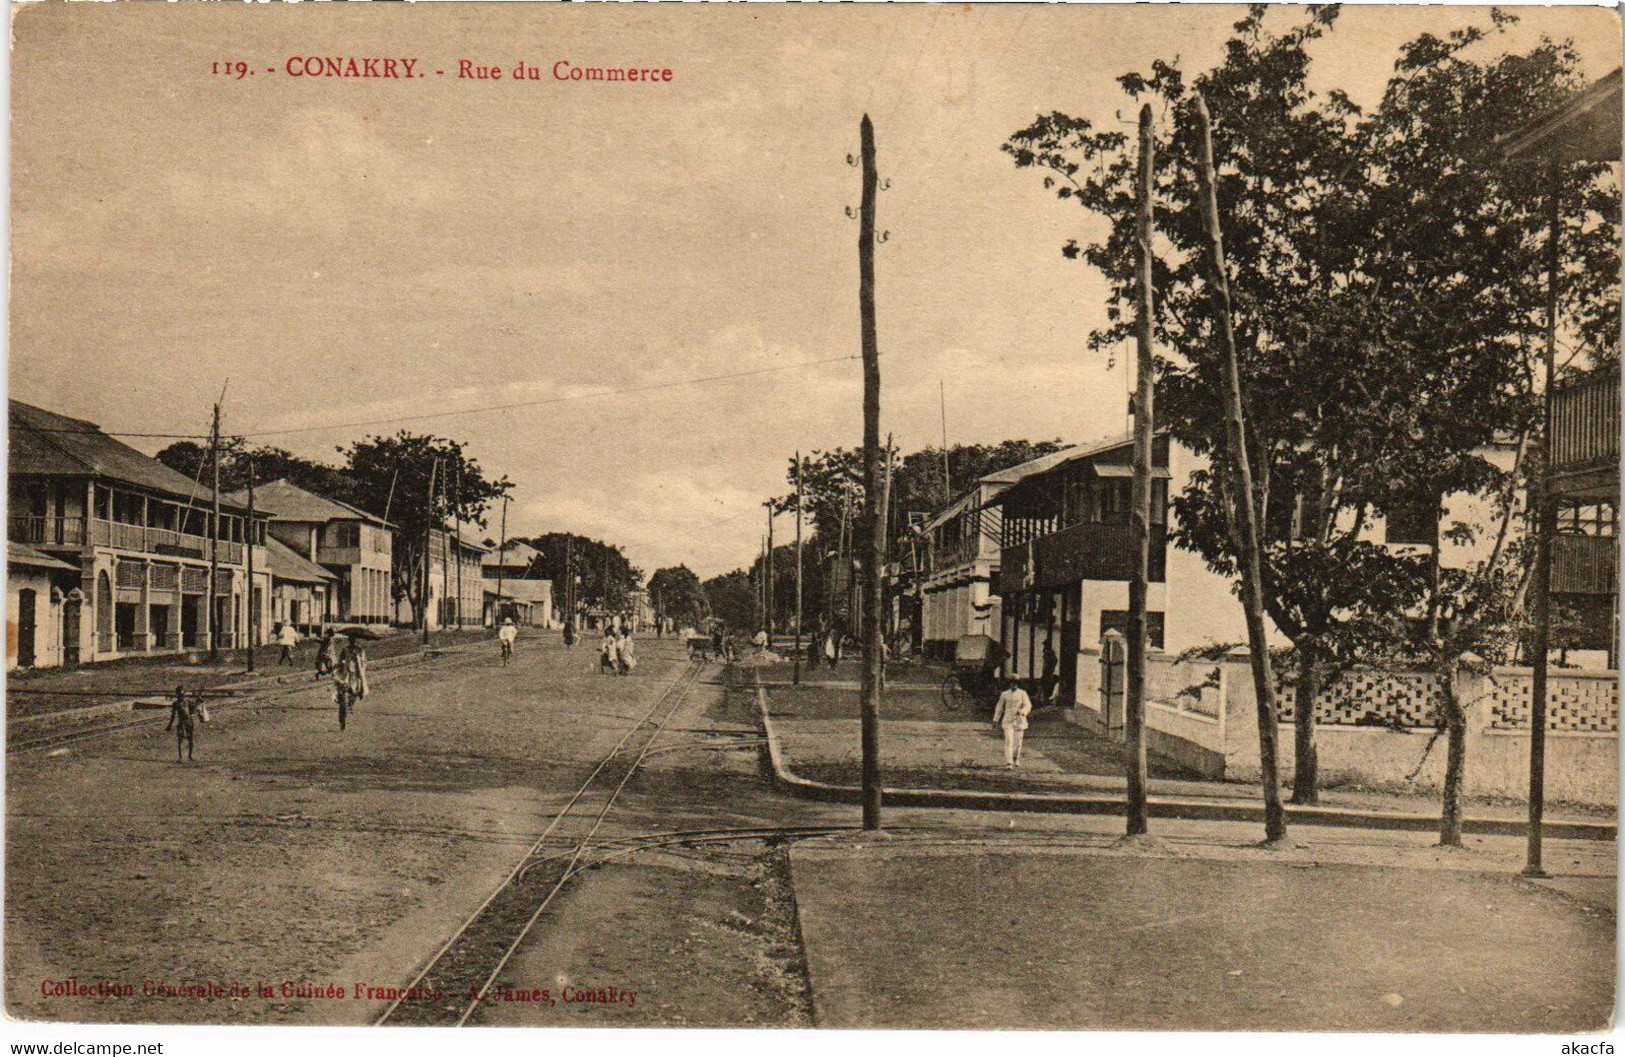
xmin=374 ymin=658 xmax=710 ymax=1027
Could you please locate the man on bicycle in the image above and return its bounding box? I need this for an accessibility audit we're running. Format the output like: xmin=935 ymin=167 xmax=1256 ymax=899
xmin=498 ymin=617 xmax=518 ymax=664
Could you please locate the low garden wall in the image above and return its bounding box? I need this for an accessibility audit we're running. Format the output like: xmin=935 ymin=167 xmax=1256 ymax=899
xmin=1073 ymin=647 xmax=1618 ymax=807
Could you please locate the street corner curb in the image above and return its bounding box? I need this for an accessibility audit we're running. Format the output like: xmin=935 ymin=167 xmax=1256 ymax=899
xmin=750 ymin=683 xmax=1618 ymax=842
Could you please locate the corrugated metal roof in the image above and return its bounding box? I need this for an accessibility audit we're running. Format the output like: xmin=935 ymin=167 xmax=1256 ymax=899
xmin=482 ymin=540 xmax=543 ymax=568
xmin=10 ymin=400 xmax=255 ymax=514
xmin=265 ymin=536 xmax=339 ymax=584
xmin=7 ymin=541 xmax=77 ymax=572
xmin=224 ymin=479 xmax=393 ymax=528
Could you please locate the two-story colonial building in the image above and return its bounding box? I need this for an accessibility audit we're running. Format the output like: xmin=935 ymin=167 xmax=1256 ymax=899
xmin=227 ymin=479 xmax=394 ymax=627
xmin=917 ymin=456 xmax=1074 ymax=659
xmin=9 ymin=400 xmax=271 ymax=666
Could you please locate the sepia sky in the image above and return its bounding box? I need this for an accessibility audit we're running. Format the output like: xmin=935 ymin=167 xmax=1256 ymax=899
xmin=10 ymin=2 xmax=1620 ymax=578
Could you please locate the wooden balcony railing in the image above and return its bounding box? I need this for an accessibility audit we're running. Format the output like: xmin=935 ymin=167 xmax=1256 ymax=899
xmin=86 ymin=519 xmax=243 ymax=564
xmin=1553 ymin=534 xmax=1618 ymax=596
xmin=999 ymin=521 xmax=1166 ymax=594
xmin=8 ymin=515 xmax=86 ymax=548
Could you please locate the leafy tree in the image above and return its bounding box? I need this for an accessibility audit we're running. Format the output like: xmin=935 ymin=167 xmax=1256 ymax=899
xmin=1346 ymin=22 xmax=1620 ymax=844
xmin=339 ymin=432 xmax=511 ymax=625
xmin=703 ymin=568 xmax=757 ymax=633
xmin=156 ymin=439 xmax=355 ymax=499
xmin=648 ymin=565 xmax=708 ymax=629
xmin=514 ymin=532 xmax=642 ymax=618
xmin=1002 ymin=6 xmax=1619 ymax=812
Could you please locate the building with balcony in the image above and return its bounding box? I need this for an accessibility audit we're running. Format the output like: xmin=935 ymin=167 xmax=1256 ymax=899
xmin=227 ymin=479 xmax=394 ymax=627
xmin=412 ymin=529 xmax=487 ymax=630
xmin=990 ymin=433 xmax=1196 ymax=704
xmin=9 ymin=399 xmax=271 ymax=665
xmin=1548 ymin=368 xmax=1619 ymax=666
xmin=1501 ymin=75 xmax=1620 ymax=668
xmin=916 ymin=459 xmax=1064 ymax=659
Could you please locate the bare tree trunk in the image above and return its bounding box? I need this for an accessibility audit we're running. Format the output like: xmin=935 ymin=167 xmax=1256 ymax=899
xmin=1290 ymin=639 xmax=1321 ymax=805
xmin=1439 ymin=660 xmax=1466 ymax=847
xmin=1194 ymin=95 xmax=1286 ymax=841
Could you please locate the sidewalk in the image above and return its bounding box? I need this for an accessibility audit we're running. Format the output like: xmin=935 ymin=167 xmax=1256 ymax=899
xmin=7 ymin=628 xmax=496 ymax=725
xmin=753 ymin=665 xmax=1616 ymax=836
xmin=788 ymin=833 xmax=1616 ymax=1031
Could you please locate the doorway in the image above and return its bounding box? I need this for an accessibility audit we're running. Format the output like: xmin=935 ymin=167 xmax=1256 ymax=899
xmin=150 ymin=605 xmax=171 ymax=652
xmin=17 ymin=589 xmax=36 ymax=668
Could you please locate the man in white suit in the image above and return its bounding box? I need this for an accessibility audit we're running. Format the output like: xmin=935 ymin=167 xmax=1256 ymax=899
xmin=992 ymin=679 xmax=1033 ymax=769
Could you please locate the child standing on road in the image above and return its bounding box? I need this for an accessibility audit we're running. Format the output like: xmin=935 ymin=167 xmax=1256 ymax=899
xmin=992 ymin=680 xmax=1033 ymax=769
xmin=314 ymin=628 xmax=337 ymax=679
xmin=600 ymin=627 xmax=618 ymax=675
xmin=165 ymin=684 xmax=207 ymax=763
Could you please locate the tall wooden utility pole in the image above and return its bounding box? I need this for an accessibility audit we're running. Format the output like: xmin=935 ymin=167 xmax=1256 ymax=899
xmin=421 ymin=460 xmax=438 ymax=645
xmin=207 ymin=402 xmax=222 ymax=663
xmin=1125 ymin=104 xmax=1156 ymax=836
xmin=765 ymin=500 xmax=775 ymax=639
xmin=1525 ymin=162 xmax=1562 ymax=878
xmin=858 ymin=113 xmax=884 ymax=830
xmin=565 ymin=535 xmax=574 ymax=630
xmin=939 ymin=382 xmax=952 ymax=499
xmin=881 ymin=434 xmax=895 ymax=692
xmin=453 ymin=462 xmax=465 ymax=629
xmin=245 ymin=458 xmax=257 ymax=673
xmin=794 ymin=453 xmax=805 ymax=686
xmin=1194 ymin=96 xmax=1286 ymax=841
xmin=496 ymin=496 xmax=510 ymax=628
xmin=439 ymin=468 xmax=451 ymax=631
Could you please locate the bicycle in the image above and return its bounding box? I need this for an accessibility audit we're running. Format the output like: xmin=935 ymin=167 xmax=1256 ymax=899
xmin=500 ymin=639 xmax=513 ymax=666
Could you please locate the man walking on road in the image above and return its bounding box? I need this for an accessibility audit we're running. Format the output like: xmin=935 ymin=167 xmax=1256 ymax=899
xmin=276 ymin=622 xmax=300 ymax=666
xmin=498 ymin=618 xmax=518 ymax=665
xmin=992 ymin=679 xmax=1033 ymax=769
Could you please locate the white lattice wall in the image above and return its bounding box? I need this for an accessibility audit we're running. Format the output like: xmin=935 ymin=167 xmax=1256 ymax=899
xmin=1276 ymin=669 xmax=1443 ymax=728
xmin=1486 ymin=671 xmax=1619 ymax=733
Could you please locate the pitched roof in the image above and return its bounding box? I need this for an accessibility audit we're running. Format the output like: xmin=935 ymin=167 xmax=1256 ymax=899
xmin=482 ymin=540 xmax=543 ymax=568
xmin=7 ymin=541 xmax=77 ymax=572
xmin=497 ymin=578 xmax=553 ymax=604
xmin=224 ymin=479 xmax=393 ymax=529
xmin=265 ymin=536 xmax=339 ymax=584
xmin=9 ymin=400 xmax=254 ymax=514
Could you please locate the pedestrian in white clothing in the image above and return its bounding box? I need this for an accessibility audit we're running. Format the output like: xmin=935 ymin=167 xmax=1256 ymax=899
xmin=992 ymin=680 xmax=1033 ymax=769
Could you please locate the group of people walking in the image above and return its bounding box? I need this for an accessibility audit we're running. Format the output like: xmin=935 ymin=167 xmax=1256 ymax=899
xmin=599 ymin=625 xmax=638 ymax=675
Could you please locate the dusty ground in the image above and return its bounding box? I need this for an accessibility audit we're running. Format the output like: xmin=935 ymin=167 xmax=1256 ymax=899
xmin=6 ymin=633 xmax=732 ymax=1023
xmin=791 ymin=841 xmax=1617 ymax=1032
xmin=7 ymin=639 xmax=1616 ymax=1031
